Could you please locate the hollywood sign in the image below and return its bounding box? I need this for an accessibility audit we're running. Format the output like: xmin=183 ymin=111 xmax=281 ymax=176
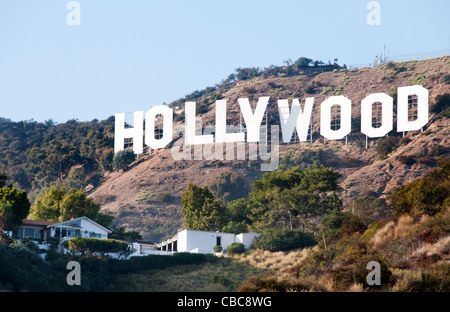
xmin=114 ymin=85 xmax=428 ymax=157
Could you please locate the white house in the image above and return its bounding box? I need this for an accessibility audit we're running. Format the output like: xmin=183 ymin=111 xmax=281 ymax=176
xmin=155 ymin=229 xmax=259 ymax=254
xmin=47 ymin=216 xmax=111 ymax=240
xmin=16 ymin=216 xmax=111 ymax=241
xmin=16 ymin=219 xmax=58 ymax=240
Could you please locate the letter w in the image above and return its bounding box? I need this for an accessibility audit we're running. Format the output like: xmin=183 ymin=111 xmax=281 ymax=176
xmin=277 ymin=98 xmax=314 ymax=143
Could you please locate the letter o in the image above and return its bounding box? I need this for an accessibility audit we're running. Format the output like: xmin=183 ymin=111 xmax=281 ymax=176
xmin=320 ymin=95 xmax=352 ymax=140
xmin=145 ymin=105 xmax=173 ymax=150
xmin=361 ymin=93 xmax=393 ymax=138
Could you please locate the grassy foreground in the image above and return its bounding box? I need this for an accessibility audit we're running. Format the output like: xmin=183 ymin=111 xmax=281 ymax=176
xmin=109 ymin=206 xmax=449 ymax=292
xmin=109 ymin=257 xmax=262 ymax=292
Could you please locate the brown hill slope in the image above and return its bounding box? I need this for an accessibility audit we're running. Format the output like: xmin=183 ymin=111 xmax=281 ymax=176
xmin=89 ymin=56 xmax=450 ymax=241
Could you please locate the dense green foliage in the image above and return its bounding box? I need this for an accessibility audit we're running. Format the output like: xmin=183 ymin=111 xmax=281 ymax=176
xmin=181 ymin=182 xmax=226 ymax=231
xmin=248 ymin=166 xmax=341 ymax=231
xmin=29 ymin=186 xmax=113 ymax=227
xmin=226 ymin=242 xmax=246 ymax=255
xmin=64 ymin=237 xmax=130 ymax=257
xmin=0 ymin=186 xmax=31 ymax=231
xmin=252 ymin=228 xmax=316 ymax=252
xmin=0 ymin=117 xmax=114 ymax=202
xmin=321 ymin=209 xmax=366 ymax=240
xmin=388 ymin=158 xmax=449 ymax=217
xmin=0 ymin=244 xmax=211 ymax=291
xmin=112 ymin=148 xmax=136 ymax=170
xmin=279 ymin=148 xmax=328 ymax=170
xmin=221 ymin=198 xmax=252 ymax=234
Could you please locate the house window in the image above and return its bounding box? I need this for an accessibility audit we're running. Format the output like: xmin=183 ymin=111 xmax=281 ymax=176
xmin=55 ymin=227 xmax=61 ymax=238
xmin=216 ymin=236 xmax=221 ymax=246
xmin=24 ymin=228 xmax=34 ymax=238
xmin=17 ymin=228 xmax=23 ymax=239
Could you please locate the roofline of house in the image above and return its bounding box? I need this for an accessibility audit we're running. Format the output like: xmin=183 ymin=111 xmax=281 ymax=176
xmin=47 ymin=216 xmax=112 ymax=234
xmin=21 ymin=219 xmax=58 ymax=226
xmin=179 ymin=229 xmax=259 ymax=236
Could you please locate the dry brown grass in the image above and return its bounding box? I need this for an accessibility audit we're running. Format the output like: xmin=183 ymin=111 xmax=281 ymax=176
xmin=410 ymin=235 xmax=450 ymax=259
xmin=369 ymin=215 xmax=418 ymax=250
xmin=238 ymin=247 xmax=314 ymax=271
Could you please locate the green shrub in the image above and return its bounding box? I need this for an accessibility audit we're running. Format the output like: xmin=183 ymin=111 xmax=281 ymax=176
xmin=399 ymin=137 xmax=411 ymax=146
xmin=252 ymin=228 xmax=316 ymax=252
xmin=113 ymin=148 xmax=136 ymax=170
xmin=440 ymin=74 xmax=450 ymax=84
xmin=431 ymin=93 xmax=450 ymax=117
xmin=397 ymin=155 xmax=416 ymax=166
xmin=388 ymin=159 xmax=449 ymax=217
xmin=302 ymin=85 xmax=315 ymax=94
xmin=377 ymin=136 xmax=399 ymax=159
xmin=322 ymin=210 xmax=366 ymax=241
xmin=226 ymin=242 xmax=245 ymax=255
xmin=65 ymin=237 xmax=130 ymax=257
xmin=213 ymin=245 xmax=223 ymax=253
xmin=155 ymin=191 xmax=173 ymax=203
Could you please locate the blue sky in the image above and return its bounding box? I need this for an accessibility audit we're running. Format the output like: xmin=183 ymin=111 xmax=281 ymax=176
xmin=0 ymin=0 xmax=449 ymax=123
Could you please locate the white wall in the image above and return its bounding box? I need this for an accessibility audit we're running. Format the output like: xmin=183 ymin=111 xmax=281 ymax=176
xmin=236 ymin=232 xmax=260 ymax=249
xmin=79 ymin=219 xmax=109 ymax=238
xmin=178 ymin=230 xmax=236 ymax=254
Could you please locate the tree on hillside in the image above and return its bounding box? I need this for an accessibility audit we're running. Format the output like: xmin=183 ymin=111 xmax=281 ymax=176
xmin=294 ymin=57 xmax=313 ymax=67
xmin=110 ymin=225 xmax=143 ymax=242
xmin=0 ymin=186 xmax=31 ymax=232
xmin=29 ymin=186 xmax=113 ymax=227
xmin=181 ymin=182 xmax=226 ymax=231
xmin=41 ymin=140 xmax=81 ymax=183
xmin=221 ymin=198 xmax=252 ymax=234
xmin=0 ymin=173 xmax=7 ymax=188
xmin=99 ymin=148 xmax=114 ymax=172
xmin=248 ymin=166 xmax=341 ymax=232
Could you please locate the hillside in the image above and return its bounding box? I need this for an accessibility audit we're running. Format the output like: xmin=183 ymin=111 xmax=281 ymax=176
xmin=88 ymin=56 xmax=450 ymax=241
